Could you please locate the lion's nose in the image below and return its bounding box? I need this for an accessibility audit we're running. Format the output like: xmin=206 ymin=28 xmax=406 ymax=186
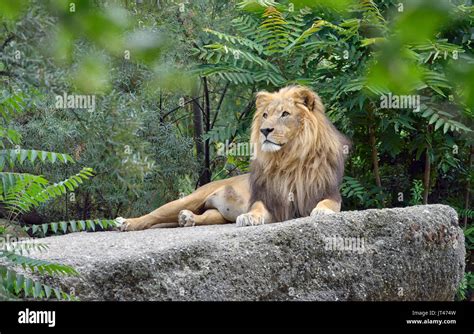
xmin=260 ymin=128 xmax=274 ymax=137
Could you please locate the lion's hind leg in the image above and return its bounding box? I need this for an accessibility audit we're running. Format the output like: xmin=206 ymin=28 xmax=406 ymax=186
xmin=178 ymin=209 xmax=229 ymax=227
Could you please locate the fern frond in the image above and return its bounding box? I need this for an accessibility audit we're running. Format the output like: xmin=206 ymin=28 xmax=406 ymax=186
xmin=257 ymin=6 xmax=290 ymax=55
xmin=231 ymin=15 xmax=260 ymax=36
xmin=0 ymin=91 xmax=26 ymax=123
xmin=1 ymin=238 xmax=48 ymax=255
xmin=237 ymin=0 xmax=279 ymax=11
xmin=25 ymin=219 xmax=120 ymax=237
xmin=202 ymin=43 xmax=280 ymax=72
xmin=284 ymin=7 xmax=310 ymax=42
xmin=420 ymin=69 xmax=452 ymax=96
xmin=0 ymin=149 xmax=75 ymax=169
xmin=3 ymin=167 xmax=94 ymax=215
xmin=410 ymin=39 xmax=464 ymax=57
xmin=340 ymin=77 xmax=390 ymax=96
xmin=0 ymin=172 xmax=48 ymax=197
xmin=415 ymin=106 xmax=472 ymax=134
xmin=0 ymin=266 xmax=76 ymax=300
xmin=454 ymin=207 xmax=474 ymax=220
xmin=0 ymin=250 xmax=78 ymax=276
xmin=285 ymin=20 xmax=327 ymax=51
xmin=195 ymin=64 xmax=286 ymax=86
xmin=203 ymin=28 xmax=263 ymax=54
xmin=341 ymin=176 xmax=367 ymax=201
xmin=195 ymin=64 xmax=257 ymax=85
xmin=289 ymin=18 xmax=358 ymax=48
xmin=253 ymin=70 xmax=287 ymax=86
xmin=359 ymin=0 xmax=386 ymax=24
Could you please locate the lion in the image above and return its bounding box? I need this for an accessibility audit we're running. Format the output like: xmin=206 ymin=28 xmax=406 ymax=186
xmin=119 ymin=85 xmax=349 ymax=231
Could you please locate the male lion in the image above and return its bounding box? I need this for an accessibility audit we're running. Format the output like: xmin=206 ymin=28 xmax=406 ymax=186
xmin=120 ymin=85 xmax=349 ymax=231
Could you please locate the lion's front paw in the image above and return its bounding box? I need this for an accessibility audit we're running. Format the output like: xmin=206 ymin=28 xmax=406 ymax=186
xmin=310 ymin=207 xmax=335 ymax=217
xmin=118 ymin=217 xmax=148 ymax=232
xmin=236 ymin=213 xmax=265 ymax=227
xmin=178 ymin=210 xmax=195 ymax=227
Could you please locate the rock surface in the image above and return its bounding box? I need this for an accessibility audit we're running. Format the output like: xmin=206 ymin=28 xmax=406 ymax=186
xmin=30 ymin=204 xmax=465 ymax=301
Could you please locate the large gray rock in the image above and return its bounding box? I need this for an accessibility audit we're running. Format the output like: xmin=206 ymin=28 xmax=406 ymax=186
xmin=31 ymin=204 xmax=465 ymax=301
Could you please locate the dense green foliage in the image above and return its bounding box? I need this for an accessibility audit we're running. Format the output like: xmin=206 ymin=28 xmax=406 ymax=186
xmin=0 ymin=0 xmax=472 ymax=300
xmin=0 ymin=90 xmax=81 ymax=300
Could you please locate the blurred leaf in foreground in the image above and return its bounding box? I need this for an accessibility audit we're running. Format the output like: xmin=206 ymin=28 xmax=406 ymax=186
xmin=71 ymin=53 xmax=111 ymax=94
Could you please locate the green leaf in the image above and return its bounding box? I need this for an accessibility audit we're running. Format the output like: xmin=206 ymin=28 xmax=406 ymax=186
xmin=44 ymin=285 xmax=52 ymax=299
xmin=41 ymin=224 xmax=48 ymax=236
xmin=51 ymin=223 xmax=58 ymax=234
xmin=86 ymin=220 xmax=95 ymax=231
xmin=443 ymin=121 xmax=450 ymax=134
xmin=78 ymin=220 xmax=86 ymax=231
xmin=24 ymin=278 xmax=32 ymax=297
xmin=28 ymin=150 xmax=38 ymax=163
xmin=53 ymin=288 xmax=61 ymax=300
xmin=15 ymin=274 xmax=24 ymax=294
xmin=60 ymin=222 xmax=68 ymax=234
xmin=434 ymin=118 xmax=444 ymax=131
xmin=34 ymin=281 xmax=42 ymax=298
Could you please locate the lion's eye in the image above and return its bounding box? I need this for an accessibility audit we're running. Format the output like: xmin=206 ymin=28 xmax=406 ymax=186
xmin=281 ymin=111 xmax=290 ymax=117
xmin=263 ymin=113 xmax=268 ymax=119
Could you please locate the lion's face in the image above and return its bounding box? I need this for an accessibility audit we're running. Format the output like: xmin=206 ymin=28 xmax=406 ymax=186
xmin=258 ymin=98 xmax=302 ymax=152
xmin=252 ymin=86 xmax=324 ymax=153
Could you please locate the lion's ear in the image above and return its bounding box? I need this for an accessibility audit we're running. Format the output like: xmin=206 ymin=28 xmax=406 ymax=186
xmin=294 ymin=87 xmax=325 ymax=113
xmin=255 ymin=91 xmax=273 ymax=110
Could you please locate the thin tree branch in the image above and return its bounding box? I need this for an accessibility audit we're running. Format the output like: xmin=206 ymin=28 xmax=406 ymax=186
xmin=211 ymin=81 xmax=230 ymax=129
xmin=160 ymin=95 xmax=204 ymax=120
xmin=0 ymin=71 xmax=16 ymax=77
xmin=0 ymin=33 xmax=15 ymax=52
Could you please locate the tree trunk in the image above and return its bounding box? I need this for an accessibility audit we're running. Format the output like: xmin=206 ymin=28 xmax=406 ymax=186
xmin=367 ymin=107 xmax=382 ymax=189
xmin=423 ymin=126 xmax=432 ymax=204
xmin=367 ymin=104 xmax=385 ymax=208
xmin=159 ymin=88 xmax=164 ymax=124
xmin=211 ymin=81 xmax=229 ymax=128
xmin=368 ymin=124 xmax=382 ymax=189
xmin=191 ymin=84 xmax=207 ymax=187
xmin=201 ymin=77 xmax=211 ymax=185
xmin=463 ymin=145 xmax=473 ymax=227
xmin=422 ymin=148 xmax=431 ymax=204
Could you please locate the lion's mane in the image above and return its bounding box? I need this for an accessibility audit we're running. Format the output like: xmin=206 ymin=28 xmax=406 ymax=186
xmin=249 ymin=86 xmax=349 ymax=222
